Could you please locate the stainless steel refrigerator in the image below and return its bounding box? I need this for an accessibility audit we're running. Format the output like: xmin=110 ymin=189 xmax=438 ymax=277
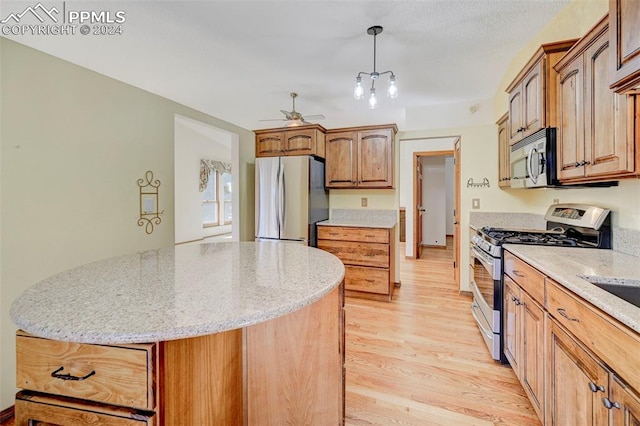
xmin=255 ymin=156 xmax=329 ymax=246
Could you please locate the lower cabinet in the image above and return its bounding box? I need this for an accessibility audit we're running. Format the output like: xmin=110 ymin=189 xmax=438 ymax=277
xmin=546 ymin=318 xmax=609 ymax=426
xmin=503 ymin=274 xmax=545 ymax=420
xmin=504 ymin=249 xmax=640 ymax=426
xmin=317 ymin=225 xmax=396 ymax=301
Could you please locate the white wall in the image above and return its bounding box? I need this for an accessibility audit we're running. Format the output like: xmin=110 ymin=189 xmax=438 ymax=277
xmin=399 ymin=137 xmax=457 ymax=258
xmin=0 ymin=38 xmax=255 ymax=410
xmin=421 ymin=156 xmax=447 ymax=246
xmin=174 ymin=115 xmax=234 ymax=244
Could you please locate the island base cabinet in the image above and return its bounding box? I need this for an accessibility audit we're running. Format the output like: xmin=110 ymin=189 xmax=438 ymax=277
xmin=158 ymin=330 xmax=243 ymax=425
xmin=15 ymin=391 xmax=154 ymax=425
xmin=246 ymin=285 xmax=344 ymax=426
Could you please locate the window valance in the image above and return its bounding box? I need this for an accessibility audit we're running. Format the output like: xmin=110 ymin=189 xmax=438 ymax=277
xmin=199 ymin=159 xmax=231 ymax=192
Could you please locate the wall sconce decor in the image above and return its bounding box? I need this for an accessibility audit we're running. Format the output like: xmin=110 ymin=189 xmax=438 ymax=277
xmin=467 ymin=177 xmax=490 ymax=188
xmin=137 ymin=170 xmax=163 ymax=234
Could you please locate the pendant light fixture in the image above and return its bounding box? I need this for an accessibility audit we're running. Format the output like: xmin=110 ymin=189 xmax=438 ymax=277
xmin=353 ymin=25 xmax=397 ymax=109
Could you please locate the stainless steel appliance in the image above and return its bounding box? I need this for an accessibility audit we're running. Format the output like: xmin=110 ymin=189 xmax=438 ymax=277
xmin=470 ymin=203 xmax=611 ymax=362
xmin=255 ymin=155 xmax=329 ymax=246
xmin=510 ymin=127 xmax=558 ymax=188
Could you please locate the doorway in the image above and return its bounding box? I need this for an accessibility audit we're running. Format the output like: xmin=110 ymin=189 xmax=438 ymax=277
xmin=174 ymin=115 xmax=240 ymax=245
xmin=413 ymin=151 xmax=454 ymax=258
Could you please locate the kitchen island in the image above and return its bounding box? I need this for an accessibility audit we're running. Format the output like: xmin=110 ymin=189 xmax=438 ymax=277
xmin=11 ymin=242 xmax=346 ymax=425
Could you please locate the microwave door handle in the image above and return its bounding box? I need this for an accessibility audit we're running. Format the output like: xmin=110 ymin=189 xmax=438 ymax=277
xmin=527 ymin=146 xmax=537 ymax=184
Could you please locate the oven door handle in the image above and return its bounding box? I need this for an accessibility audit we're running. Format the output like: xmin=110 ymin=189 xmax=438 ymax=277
xmin=471 ymin=302 xmax=493 ymax=339
xmin=471 ymin=246 xmax=494 ymax=270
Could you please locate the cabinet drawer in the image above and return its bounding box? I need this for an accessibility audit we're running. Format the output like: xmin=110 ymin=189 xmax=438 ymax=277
xmin=503 ymin=251 xmax=545 ymax=305
xmin=318 ymin=226 xmax=389 ymax=244
xmin=16 ymin=331 xmax=155 ymax=410
xmin=546 ymin=280 xmax=640 ymax=391
xmin=317 ymin=240 xmax=389 ymax=268
xmin=345 ymin=266 xmax=389 ymax=294
xmin=15 ymin=391 xmax=154 ymax=425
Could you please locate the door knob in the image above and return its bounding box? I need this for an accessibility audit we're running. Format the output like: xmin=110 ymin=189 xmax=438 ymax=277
xmin=418 ymin=208 xmax=426 ymax=212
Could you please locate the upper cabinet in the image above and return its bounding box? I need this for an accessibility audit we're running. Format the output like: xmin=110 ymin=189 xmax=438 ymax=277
xmin=555 ymin=15 xmax=638 ymax=183
xmin=325 ymin=124 xmax=396 ymax=189
xmin=497 ymin=112 xmax=510 ymax=188
xmin=506 ymin=40 xmax=577 ymax=145
xmin=609 ymin=0 xmax=640 ymax=92
xmin=255 ymin=124 xmax=326 ymax=158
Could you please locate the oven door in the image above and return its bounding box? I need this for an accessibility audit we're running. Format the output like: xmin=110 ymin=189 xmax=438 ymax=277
xmin=470 ymin=246 xmax=501 ymax=360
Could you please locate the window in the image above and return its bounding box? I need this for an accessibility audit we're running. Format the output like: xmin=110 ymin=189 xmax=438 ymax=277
xmin=202 ymin=170 xmax=232 ymax=227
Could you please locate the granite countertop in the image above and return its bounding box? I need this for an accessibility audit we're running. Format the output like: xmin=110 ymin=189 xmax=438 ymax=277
xmin=317 ymin=218 xmax=397 ymax=229
xmin=504 ymin=244 xmax=640 ymax=333
xmin=10 ymin=242 xmax=345 ymax=345
xmin=318 ymin=208 xmax=397 ymax=229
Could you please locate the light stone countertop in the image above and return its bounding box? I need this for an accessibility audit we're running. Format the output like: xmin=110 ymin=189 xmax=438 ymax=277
xmin=317 ymin=218 xmax=397 ymax=229
xmin=10 ymin=242 xmax=345 ymax=345
xmin=317 ymin=208 xmax=397 ymax=229
xmin=504 ymin=244 xmax=640 ymax=333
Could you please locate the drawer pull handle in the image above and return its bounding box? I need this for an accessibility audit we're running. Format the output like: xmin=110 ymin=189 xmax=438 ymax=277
xmin=364 ymin=235 xmax=376 ymax=238
xmin=557 ymin=308 xmax=580 ymax=322
xmin=51 ymin=366 xmax=96 ymax=381
xmin=364 ymin=279 xmax=375 ymax=283
xmin=512 ymin=270 xmax=525 ymax=278
xmin=589 ymin=382 xmax=605 ymax=393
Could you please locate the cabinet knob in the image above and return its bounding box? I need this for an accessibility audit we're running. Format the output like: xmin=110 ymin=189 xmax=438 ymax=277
xmin=602 ymin=397 xmax=621 ymax=410
xmin=588 ymin=382 xmax=605 ymax=393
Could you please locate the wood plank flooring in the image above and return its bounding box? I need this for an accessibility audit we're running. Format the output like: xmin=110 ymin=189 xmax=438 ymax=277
xmin=344 ymin=240 xmax=540 ymax=425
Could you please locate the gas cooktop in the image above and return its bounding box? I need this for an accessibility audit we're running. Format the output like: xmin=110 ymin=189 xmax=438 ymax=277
xmin=479 ymin=227 xmax=596 ymax=248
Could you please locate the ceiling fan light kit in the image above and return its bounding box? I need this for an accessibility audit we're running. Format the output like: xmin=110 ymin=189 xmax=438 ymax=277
xmin=354 ymin=25 xmax=398 ymax=109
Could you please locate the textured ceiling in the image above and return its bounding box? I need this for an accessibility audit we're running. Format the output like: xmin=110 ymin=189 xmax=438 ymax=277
xmin=1 ymin=0 xmax=570 ymax=131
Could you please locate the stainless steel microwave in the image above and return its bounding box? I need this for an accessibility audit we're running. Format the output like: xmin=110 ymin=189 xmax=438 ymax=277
xmin=510 ymin=128 xmax=558 ymax=188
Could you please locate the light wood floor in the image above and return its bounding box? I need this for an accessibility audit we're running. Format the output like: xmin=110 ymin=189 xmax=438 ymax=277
xmin=344 ymin=241 xmax=540 ymax=425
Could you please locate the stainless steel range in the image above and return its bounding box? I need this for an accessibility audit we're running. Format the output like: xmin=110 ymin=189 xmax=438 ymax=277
xmin=470 ymin=203 xmax=612 ymax=362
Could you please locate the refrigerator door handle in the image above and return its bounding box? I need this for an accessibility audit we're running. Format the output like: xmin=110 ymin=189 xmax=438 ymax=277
xmin=277 ymin=160 xmax=285 ymax=236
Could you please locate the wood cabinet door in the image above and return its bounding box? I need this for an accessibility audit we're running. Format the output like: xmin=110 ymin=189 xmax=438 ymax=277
xmin=508 ymin=86 xmax=524 ymax=145
xmin=522 ymin=60 xmax=544 ymax=137
xmin=284 ymin=128 xmax=315 ymax=156
xmin=497 ymin=113 xmax=510 ymax=187
xmin=325 ymin=132 xmax=357 ymax=188
xmin=610 ymin=0 xmax=640 ymax=91
xmin=584 ymin=29 xmax=634 ymax=178
xmin=611 ymin=374 xmax=640 ymax=425
xmin=546 ymin=319 xmax=609 ymax=426
xmin=503 ymin=276 xmax=521 ymax=374
xmin=521 ymin=293 xmax=545 ymax=421
xmin=557 ymin=57 xmax=586 ymax=181
xmin=357 ymin=128 xmax=393 ymax=188
xmin=256 ymin=132 xmax=284 ymax=157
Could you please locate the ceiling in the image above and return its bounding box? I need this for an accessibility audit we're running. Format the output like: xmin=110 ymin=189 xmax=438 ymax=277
xmin=1 ymin=0 xmax=570 ymax=131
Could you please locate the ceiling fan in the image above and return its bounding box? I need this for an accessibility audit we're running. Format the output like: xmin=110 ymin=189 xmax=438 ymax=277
xmin=260 ymin=93 xmax=325 ymax=127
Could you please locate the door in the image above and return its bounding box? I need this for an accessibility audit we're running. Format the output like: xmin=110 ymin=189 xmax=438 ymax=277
xmin=453 ymin=139 xmax=460 ymax=285
xmin=255 ymin=157 xmax=282 ymax=240
xmin=503 ymin=276 xmax=521 ymax=373
xmin=557 ymin=58 xmax=585 ymax=180
xmin=522 ymin=60 xmax=544 ymax=137
xmin=508 ymin=85 xmax=524 ymax=144
xmin=416 ymin=158 xmax=424 ymax=259
xmin=521 ymin=293 xmax=545 ymax=420
xmin=280 ymin=156 xmax=310 ymax=242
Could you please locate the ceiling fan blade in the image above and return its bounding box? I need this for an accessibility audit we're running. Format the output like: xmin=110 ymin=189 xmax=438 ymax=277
xmin=259 ymin=118 xmax=287 ymax=122
xmin=303 ymin=114 xmax=325 ymax=120
xmin=280 ymin=110 xmax=294 ymax=120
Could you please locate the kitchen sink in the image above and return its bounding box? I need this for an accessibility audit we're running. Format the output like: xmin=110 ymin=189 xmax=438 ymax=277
xmin=578 ymin=275 xmax=640 ymax=309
